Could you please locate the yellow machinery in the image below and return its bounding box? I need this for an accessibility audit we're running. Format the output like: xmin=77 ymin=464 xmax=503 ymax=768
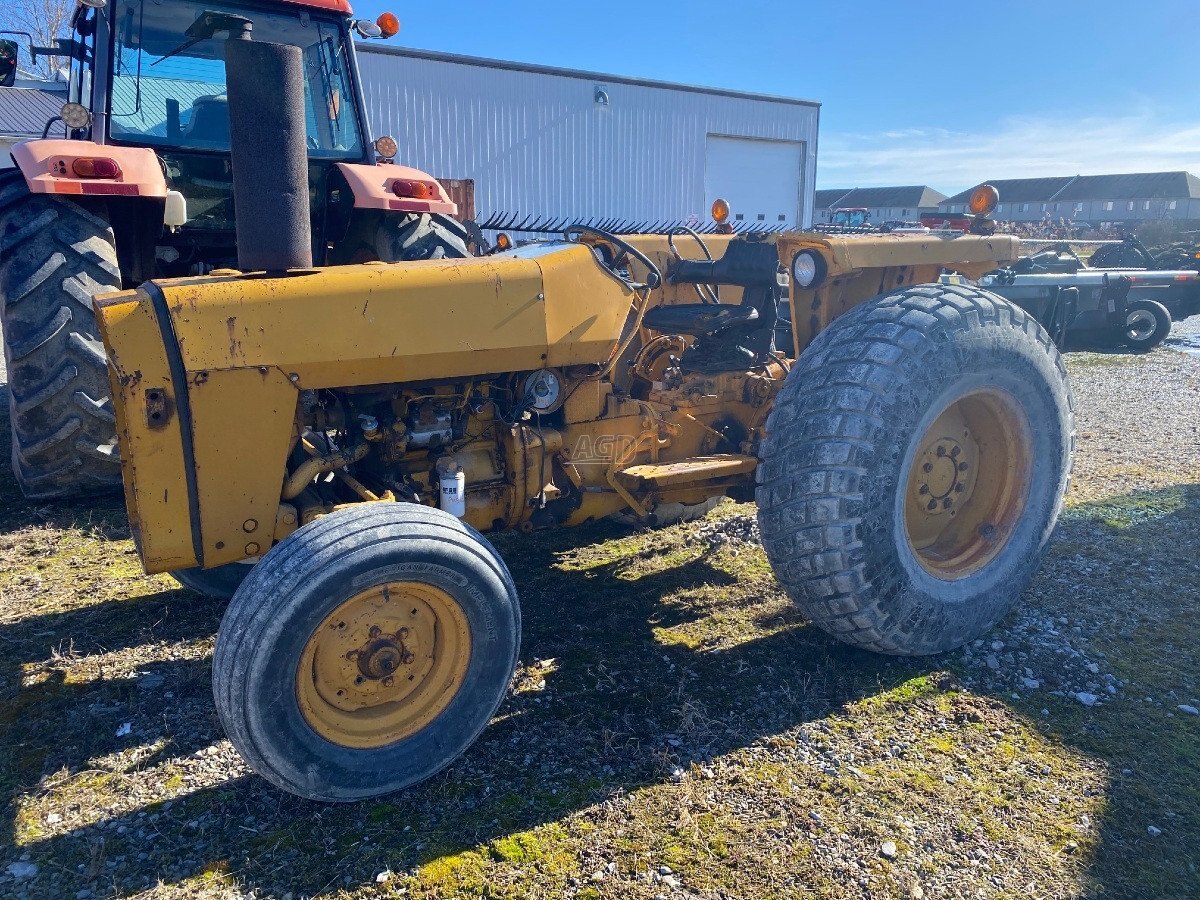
xmin=95 ymin=207 xmax=1077 ymax=801
xmin=91 ymin=36 xmax=1073 ymax=802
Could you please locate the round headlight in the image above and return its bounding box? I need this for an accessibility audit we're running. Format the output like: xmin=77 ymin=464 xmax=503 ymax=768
xmin=60 ymin=102 xmax=92 ymax=130
xmin=373 ymin=135 xmax=398 ymax=160
xmin=791 ymin=250 xmax=826 ymax=289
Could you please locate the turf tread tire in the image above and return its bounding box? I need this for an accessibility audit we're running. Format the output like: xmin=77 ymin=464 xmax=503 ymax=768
xmin=755 ymin=284 xmax=1075 ymax=655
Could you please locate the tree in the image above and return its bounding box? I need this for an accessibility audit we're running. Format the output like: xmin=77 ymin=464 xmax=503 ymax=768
xmin=0 ymin=0 xmax=74 ymax=82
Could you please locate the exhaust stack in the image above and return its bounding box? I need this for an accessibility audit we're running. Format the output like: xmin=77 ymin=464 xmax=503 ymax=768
xmin=224 ymin=38 xmax=313 ymax=272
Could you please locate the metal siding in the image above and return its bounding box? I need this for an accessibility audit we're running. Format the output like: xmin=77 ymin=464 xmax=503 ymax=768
xmin=356 ymin=51 xmax=818 ymax=229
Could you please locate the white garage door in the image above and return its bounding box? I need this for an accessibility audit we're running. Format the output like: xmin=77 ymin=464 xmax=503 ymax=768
xmin=704 ymin=135 xmax=804 ymax=228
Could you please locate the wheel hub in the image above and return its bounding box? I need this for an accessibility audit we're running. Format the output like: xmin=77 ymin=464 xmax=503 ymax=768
xmin=1126 ymin=310 xmax=1156 ymax=341
xmin=296 ymin=582 xmax=471 ymax=748
xmin=903 ymin=388 xmax=1032 ymax=579
xmin=912 ymin=436 xmax=977 ymax=517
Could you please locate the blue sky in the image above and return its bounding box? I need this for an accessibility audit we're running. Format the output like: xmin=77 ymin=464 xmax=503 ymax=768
xmin=351 ymin=0 xmax=1200 ymax=193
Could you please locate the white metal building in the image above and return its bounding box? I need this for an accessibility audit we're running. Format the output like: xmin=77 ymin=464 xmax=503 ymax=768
xmin=356 ymin=46 xmax=820 ymax=231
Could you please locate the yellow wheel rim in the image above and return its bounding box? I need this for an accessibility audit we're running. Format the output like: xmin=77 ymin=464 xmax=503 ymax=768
xmin=296 ymin=582 xmax=471 ymax=749
xmin=903 ymin=388 xmax=1033 ymax=579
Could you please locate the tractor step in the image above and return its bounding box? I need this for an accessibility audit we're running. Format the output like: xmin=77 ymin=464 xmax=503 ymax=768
xmin=616 ymin=453 xmax=757 ymax=489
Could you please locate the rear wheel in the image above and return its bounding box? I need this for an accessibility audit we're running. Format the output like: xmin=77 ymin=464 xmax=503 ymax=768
xmin=755 ymin=284 xmax=1074 ymax=655
xmin=1117 ymin=299 xmax=1171 ymax=352
xmin=213 ymin=503 xmax=520 ymax=801
xmin=0 ymin=175 xmax=122 ymax=499
xmin=375 ymin=212 xmax=470 ymax=261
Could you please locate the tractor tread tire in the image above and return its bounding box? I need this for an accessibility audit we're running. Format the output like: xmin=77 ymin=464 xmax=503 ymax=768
xmin=0 ymin=172 xmax=121 ymax=500
xmin=213 ymin=503 xmax=520 ymax=801
xmin=376 ymin=212 xmax=470 ymax=261
xmin=755 ymin=284 xmax=1074 ymax=656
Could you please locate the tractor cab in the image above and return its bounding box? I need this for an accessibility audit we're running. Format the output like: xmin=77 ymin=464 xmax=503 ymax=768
xmin=0 ymin=0 xmax=468 ymax=502
xmin=831 ymin=207 xmax=870 ymax=228
xmin=6 ymin=0 xmax=455 ymax=279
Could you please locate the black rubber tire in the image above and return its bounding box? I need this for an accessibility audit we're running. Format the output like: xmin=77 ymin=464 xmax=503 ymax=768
xmin=1117 ymin=299 xmax=1172 ymax=352
xmin=755 ymin=284 xmax=1074 ymax=656
xmin=212 ymin=503 xmax=520 ymax=801
xmin=375 ymin=212 xmax=470 ymax=261
xmin=0 ymin=173 xmax=122 ymax=499
xmin=1088 ymin=242 xmax=1150 ymax=269
xmin=171 ymin=563 xmax=253 ymax=601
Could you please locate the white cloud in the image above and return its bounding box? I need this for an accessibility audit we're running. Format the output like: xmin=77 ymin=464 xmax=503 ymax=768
xmin=819 ymin=112 xmax=1200 ymax=194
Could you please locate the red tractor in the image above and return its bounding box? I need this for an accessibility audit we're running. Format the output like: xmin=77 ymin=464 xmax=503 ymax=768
xmin=1 ymin=0 xmax=468 ymax=500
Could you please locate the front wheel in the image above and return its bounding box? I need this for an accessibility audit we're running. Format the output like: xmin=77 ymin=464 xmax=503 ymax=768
xmin=756 ymin=284 xmax=1074 ymax=655
xmin=1117 ymin=299 xmax=1171 ymax=352
xmin=212 ymin=503 xmax=520 ymax=801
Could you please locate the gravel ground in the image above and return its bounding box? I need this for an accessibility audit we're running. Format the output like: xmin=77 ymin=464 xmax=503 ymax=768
xmin=1 ymin=319 xmax=1199 ymax=899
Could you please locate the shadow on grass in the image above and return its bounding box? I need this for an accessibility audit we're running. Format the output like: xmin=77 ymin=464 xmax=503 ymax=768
xmin=1 ymin=471 xmax=1198 ymax=896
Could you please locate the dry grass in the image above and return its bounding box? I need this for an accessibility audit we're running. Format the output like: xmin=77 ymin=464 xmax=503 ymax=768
xmin=1 ymin=343 xmax=1199 ymax=899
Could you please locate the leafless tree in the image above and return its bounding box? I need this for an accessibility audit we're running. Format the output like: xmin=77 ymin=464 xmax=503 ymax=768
xmin=0 ymin=0 xmax=75 ymax=82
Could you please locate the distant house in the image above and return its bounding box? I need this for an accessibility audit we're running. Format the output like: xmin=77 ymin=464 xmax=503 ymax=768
xmin=0 ymin=84 xmax=66 ymax=166
xmin=815 ymin=185 xmax=947 ymax=223
xmin=939 ymin=172 xmax=1200 ymax=223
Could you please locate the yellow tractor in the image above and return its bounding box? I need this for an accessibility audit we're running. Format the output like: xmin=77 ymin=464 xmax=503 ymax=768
xmin=92 ymin=38 xmax=1073 ymax=801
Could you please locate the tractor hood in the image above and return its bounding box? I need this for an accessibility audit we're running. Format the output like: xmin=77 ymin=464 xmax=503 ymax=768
xmin=95 ymin=245 xmax=635 ymax=573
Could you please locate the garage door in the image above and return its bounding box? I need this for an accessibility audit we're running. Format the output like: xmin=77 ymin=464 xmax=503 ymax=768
xmin=704 ymin=136 xmax=804 ymax=228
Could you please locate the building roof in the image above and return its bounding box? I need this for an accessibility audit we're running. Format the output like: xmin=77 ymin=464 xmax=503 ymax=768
xmin=942 ymin=172 xmax=1200 ymax=206
xmin=942 ymin=177 xmax=1075 ymax=205
xmin=815 ymin=188 xmax=852 ymax=209
xmin=358 ymin=44 xmax=821 ymax=108
xmin=1053 ymin=171 xmax=1200 ymax=201
xmin=815 ymin=185 xmax=946 ymax=209
xmin=0 ymin=86 xmax=65 ymax=140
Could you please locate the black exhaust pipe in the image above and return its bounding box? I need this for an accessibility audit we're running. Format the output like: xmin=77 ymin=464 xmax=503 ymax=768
xmin=224 ymin=38 xmax=312 ymax=273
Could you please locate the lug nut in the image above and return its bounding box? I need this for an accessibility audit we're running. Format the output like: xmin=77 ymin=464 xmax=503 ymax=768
xmin=383 ymin=676 xmax=395 ymax=687
xmin=919 ymin=484 xmax=929 ymax=495
xmin=369 ymin=625 xmax=381 ymax=638
xmin=927 ymin=499 xmax=937 ymax=511
xmin=943 ymin=498 xmax=953 ymax=509
xmin=923 ymin=462 xmax=933 ymax=473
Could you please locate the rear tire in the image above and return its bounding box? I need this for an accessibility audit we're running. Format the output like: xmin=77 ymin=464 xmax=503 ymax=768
xmin=213 ymin=503 xmax=520 ymax=801
xmin=0 ymin=174 xmax=122 ymax=499
xmin=375 ymin=212 xmax=471 ymax=261
xmin=755 ymin=284 xmax=1074 ymax=655
xmin=1117 ymin=299 xmax=1171 ymax=352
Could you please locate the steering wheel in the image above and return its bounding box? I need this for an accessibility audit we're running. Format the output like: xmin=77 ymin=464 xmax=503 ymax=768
xmin=564 ymin=225 xmax=662 ymax=291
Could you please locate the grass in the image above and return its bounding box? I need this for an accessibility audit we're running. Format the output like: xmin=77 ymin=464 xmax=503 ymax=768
xmin=2 ymin=352 xmax=1200 ymax=898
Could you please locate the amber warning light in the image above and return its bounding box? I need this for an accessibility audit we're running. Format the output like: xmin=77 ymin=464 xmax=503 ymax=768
xmin=377 ymin=13 xmax=400 ymax=38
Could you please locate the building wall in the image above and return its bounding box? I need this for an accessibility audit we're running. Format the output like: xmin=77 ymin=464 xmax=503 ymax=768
xmin=356 ymin=47 xmax=820 ymax=229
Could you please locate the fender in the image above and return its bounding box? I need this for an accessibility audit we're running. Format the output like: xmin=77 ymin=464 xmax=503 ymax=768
xmin=11 ymin=139 xmax=167 ymax=198
xmin=336 ymin=161 xmax=458 ymax=217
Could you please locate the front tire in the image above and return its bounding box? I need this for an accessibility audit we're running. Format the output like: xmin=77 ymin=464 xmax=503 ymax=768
xmin=213 ymin=504 xmax=520 ymax=801
xmin=756 ymin=284 xmax=1074 ymax=655
xmin=0 ymin=175 xmax=122 ymax=499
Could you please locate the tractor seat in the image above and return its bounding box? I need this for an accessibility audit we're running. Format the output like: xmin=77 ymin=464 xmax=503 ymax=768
xmin=642 ymin=303 xmax=759 ymax=337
